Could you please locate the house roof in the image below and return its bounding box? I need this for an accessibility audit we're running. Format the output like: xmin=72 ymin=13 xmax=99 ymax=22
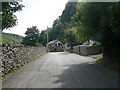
xmin=48 ymin=40 xmax=63 ymax=45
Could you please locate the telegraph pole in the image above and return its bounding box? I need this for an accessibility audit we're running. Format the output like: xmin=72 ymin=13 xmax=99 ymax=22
xmin=47 ymin=28 xmax=49 ymax=44
xmin=47 ymin=26 xmax=49 ymax=52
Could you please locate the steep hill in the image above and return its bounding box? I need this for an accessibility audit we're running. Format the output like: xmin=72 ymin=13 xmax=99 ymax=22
xmin=48 ymin=2 xmax=78 ymax=42
xmin=1 ymin=32 xmax=23 ymax=45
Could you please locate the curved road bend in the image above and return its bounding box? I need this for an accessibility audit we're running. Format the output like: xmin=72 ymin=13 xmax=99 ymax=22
xmin=2 ymin=52 xmax=119 ymax=88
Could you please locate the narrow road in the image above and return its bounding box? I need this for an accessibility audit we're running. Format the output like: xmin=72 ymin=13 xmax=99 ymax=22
xmin=2 ymin=52 xmax=119 ymax=88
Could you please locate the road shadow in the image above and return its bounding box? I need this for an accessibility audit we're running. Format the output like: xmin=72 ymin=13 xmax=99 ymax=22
xmin=53 ymin=62 xmax=119 ymax=88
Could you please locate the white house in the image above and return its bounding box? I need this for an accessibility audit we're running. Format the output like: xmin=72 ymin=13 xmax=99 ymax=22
xmin=48 ymin=40 xmax=64 ymax=48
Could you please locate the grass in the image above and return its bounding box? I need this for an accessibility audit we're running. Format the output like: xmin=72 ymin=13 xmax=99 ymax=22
xmin=1 ymin=53 xmax=46 ymax=79
xmin=94 ymin=58 xmax=103 ymax=64
xmin=1 ymin=32 xmax=23 ymax=45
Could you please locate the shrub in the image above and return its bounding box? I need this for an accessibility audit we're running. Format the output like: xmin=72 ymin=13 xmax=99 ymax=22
xmin=83 ymin=42 xmax=89 ymax=45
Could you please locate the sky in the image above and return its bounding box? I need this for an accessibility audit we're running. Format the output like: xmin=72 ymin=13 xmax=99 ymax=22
xmin=3 ymin=0 xmax=69 ymax=36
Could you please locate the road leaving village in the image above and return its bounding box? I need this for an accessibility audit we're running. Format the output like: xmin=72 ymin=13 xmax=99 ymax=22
xmin=2 ymin=52 xmax=119 ymax=88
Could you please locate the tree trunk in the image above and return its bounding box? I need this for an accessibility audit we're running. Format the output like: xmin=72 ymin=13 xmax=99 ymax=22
xmin=102 ymin=41 xmax=120 ymax=72
xmin=102 ymin=42 xmax=120 ymax=63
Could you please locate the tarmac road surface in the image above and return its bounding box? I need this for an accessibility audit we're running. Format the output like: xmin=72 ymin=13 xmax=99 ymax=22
xmin=2 ymin=52 xmax=119 ymax=88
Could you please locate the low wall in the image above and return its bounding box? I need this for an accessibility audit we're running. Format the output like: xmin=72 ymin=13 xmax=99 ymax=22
xmin=73 ymin=45 xmax=81 ymax=54
xmin=0 ymin=44 xmax=47 ymax=76
xmin=73 ymin=45 xmax=102 ymax=55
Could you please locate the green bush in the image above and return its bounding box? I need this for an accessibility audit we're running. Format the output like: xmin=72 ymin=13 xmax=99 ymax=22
xmin=83 ymin=42 xmax=89 ymax=45
xmin=35 ymin=42 xmax=43 ymax=47
xmin=48 ymin=46 xmax=63 ymax=52
xmin=48 ymin=46 xmax=54 ymax=50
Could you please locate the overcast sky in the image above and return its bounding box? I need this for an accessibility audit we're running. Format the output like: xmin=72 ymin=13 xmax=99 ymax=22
xmin=3 ymin=0 xmax=69 ymax=36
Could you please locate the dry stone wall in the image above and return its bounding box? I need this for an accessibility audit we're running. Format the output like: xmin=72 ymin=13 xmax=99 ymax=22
xmin=0 ymin=44 xmax=47 ymax=76
xmin=73 ymin=45 xmax=81 ymax=54
xmin=73 ymin=45 xmax=102 ymax=55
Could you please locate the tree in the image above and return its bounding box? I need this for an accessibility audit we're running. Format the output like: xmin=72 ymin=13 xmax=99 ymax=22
xmin=1 ymin=2 xmax=24 ymax=31
xmin=49 ymin=18 xmax=65 ymax=41
xmin=39 ymin=30 xmax=47 ymax=46
xmin=64 ymin=27 xmax=79 ymax=49
xmin=22 ymin=26 xmax=40 ymax=46
xmin=74 ymin=2 xmax=120 ymax=62
xmin=61 ymin=1 xmax=78 ymax=24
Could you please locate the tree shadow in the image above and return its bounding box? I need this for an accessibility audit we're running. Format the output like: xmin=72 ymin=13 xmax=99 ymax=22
xmin=53 ymin=62 xmax=119 ymax=88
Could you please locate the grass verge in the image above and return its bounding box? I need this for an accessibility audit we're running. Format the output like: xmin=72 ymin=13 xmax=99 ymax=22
xmin=94 ymin=58 xmax=103 ymax=64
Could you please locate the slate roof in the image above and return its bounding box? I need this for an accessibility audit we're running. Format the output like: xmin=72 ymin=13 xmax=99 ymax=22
xmin=48 ymin=40 xmax=63 ymax=45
